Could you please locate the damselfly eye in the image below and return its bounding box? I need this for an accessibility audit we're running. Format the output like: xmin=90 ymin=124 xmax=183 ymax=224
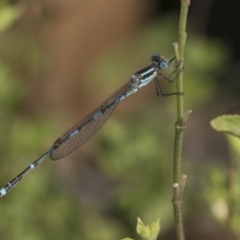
xmin=160 ymin=60 xmax=168 ymax=69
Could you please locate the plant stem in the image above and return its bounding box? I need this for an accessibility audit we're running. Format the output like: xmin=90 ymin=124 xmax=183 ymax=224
xmin=172 ymin=0 xmax=190 ymax=240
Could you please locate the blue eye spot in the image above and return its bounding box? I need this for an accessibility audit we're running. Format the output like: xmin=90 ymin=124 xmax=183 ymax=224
xmin=160 ymin=60 xmax=168 ymax=69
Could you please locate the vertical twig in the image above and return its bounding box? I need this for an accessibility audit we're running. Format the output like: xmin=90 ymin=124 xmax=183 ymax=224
xmin=172 ymin=1 xmax=190 ymax=240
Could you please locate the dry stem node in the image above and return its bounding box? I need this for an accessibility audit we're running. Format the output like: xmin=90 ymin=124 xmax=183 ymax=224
xmin=176 ymin=110 xmax=192 ymax=129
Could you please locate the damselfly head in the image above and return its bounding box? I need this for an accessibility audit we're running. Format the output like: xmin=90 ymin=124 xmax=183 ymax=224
xmin=151 ymin=53 xmax=168 ymax=70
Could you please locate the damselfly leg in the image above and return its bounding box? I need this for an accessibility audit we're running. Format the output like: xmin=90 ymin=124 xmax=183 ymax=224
xmin=154 ymin=57 xmax=184 ymax=96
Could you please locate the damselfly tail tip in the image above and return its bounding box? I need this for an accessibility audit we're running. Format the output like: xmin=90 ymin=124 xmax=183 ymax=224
xmin=0 ymin=188 xmax=6 ymax=197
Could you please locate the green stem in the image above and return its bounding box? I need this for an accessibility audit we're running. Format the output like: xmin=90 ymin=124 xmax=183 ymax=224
xmin=172 ymin=1 xmax=190 ymax=240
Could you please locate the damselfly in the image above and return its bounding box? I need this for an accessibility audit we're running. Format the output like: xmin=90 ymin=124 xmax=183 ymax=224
xmin=0 ymin=53 xmax=182 ymax=197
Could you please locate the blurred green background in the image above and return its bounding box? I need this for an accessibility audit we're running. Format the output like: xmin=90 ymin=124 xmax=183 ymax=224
xmin=1 ymin=1 xmax=240 ymax=240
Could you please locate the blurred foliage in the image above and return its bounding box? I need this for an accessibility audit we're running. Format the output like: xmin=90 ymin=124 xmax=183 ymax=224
xmin=0 ymin=2 xmax=68 ymax=240
xmin=209 ymin=115 xmax=240 ymax=238
xmin=0 ymin=3 xmax=238 ymax=240
xmin=0 ymin=3 xmax=22 ymax=33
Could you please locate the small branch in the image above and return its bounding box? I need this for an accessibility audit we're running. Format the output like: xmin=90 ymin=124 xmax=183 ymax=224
xmin=172 ymin=175 xmax=188 ymax=240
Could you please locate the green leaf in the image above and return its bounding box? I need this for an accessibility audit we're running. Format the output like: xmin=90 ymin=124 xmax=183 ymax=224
xmin=0 ymin=5 xmax=22 ymax=33
xmin=210 ymin=115 xmax=240 ymax=138
xmin=121 ymin=238 xmax=135 ymax=240
xmin=149 ymin=218 xmax=161 ymax=240
xmin=136 ymin=218 xmax=151 ymax=239
xmin=136 ymin=218 xmax=161 ymax=240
